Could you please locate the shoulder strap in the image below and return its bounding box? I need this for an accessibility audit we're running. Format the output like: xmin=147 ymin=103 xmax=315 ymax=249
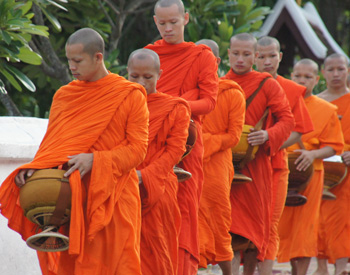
xmin=239 ymin=108 xmax=270 ymax=169
xmin=245 ymin=77 xmax=271 ymax=109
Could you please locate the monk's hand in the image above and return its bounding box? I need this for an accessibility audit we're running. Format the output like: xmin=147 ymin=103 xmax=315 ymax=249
xmin=136 ymin=170 xmax=143 ymax=185
xmin=341 ymin=151 xmax=350 ymax=166
xmin=247 ymin=129 xmax=269 ymax=146
xmin=294 ymin=149 xmax=315 ymax=171
xmin=64 ymin=153 xmax=93 ymax=178
xmin=14 ymin=169 xmax=36 ymax=188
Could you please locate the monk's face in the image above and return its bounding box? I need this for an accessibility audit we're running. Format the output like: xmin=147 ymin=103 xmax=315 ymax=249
xmin=66 ymin=43 xmax=102 ymax=82
xmin=256 ymin=43 xmax=282 ymax=78
xmin=292 ymin=64 xmax=319 ymax=96
xmin=228 ymin=39 xmax=258 ymax=75
xmin=322 ymin=57 xmax=349 ymax=89
xmin=128 ymin=57 xmax=161 ymax=95
xmin=154 ymin=4 xmax=189 ymax=45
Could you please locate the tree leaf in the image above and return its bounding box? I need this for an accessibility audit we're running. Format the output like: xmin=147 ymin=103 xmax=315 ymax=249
xmin=40 ymin=6 xmax=62 ymax=32
xmin=17 ymin=47 xmax=42 ymax=65
xmin=1 ymin=30 xmax=12 ymax=45
xmin=5 ymin=64 xmax=36 ymax=92
xmin=0 ymin=68 xmax=22 ymax=91
xmin=46 ymin=0 xmax=68 ymax=11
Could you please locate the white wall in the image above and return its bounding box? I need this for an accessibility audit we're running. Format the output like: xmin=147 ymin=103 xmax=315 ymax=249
xmin=0 ymin=117 xmax=48 ymax=275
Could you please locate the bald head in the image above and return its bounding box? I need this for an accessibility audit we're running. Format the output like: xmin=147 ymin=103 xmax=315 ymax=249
xmin=324 ymin=53 xmax=349 ymax=68
xmin=195 ymin=39 xmax=219 ymax=58
xmin=66 ymin=28 xmax=104 ymax=56
xmin=257 ymin=36 xmax=280 ymax=52
xmin=294 ymin=59 xmax=319 ymax=75
xmin=230 ymin=33 xmax=257 ymax=51
xmin=154 ymin=0 xmax=185 ymax=15
xmin=128 ymin=49 xmax=160 ymax=72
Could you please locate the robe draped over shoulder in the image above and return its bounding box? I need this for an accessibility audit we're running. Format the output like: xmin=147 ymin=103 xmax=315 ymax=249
xmin=222 ymin=69 xmax=294 ymax=260
xmin=137 ymin=92 xmax=190 ymax=275
xmin=199 ymin=79 xmax=245 ymax=267
xmin=0 ymin=73 xmax=149 ymax=274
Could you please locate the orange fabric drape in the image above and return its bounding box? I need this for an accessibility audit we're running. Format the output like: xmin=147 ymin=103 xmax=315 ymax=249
xmin=222 ymin=69 xmax=294 ymax=260
xmin=0 ymin=73 xmax=149 ymax=274
xmin=318 ymin=93 xmax=350 ymax=263
xmin=265 ymin=76 xmax=314 ymax=260
xmin=146 ymin=39 xmax=219 ymax=269
xmin=278 ymin=95 xmax=344 ymax=263
xmin=137 ymin=92 xmax=190 ymax=275
xmin=199 ymin=79 xmax=245 ymax=268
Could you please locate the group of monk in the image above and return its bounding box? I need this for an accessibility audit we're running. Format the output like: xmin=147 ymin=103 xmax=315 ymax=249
xmin=0 ymin=0 xmax=350 ymax=274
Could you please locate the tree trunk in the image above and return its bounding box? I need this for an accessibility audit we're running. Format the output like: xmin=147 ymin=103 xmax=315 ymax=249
xmin=0 ymin=92 xmax=22 ymax=116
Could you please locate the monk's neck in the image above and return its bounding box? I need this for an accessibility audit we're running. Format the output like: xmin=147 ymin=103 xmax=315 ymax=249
xmin=88 ymin=67 xmax=109 ymax=82
xmin=304 ymin=91 xmax=313 ymax=99
xmin=320 ymin=87 xmax=350 ymax=102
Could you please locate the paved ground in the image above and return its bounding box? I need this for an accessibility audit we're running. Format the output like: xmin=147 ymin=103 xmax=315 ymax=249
xmin=198 ymin=257 xmax=347 ymax=274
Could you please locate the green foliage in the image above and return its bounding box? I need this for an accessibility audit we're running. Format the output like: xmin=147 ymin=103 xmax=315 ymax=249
xmin=0 ymin=0 xmax=49 ymax=93
xmin=184 ymin=0 xmax=270 ymax=72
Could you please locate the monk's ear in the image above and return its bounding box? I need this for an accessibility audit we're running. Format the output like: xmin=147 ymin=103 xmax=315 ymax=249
xmin=279 ymin=52 xmax=283 ymax=62
xmin=153 ymin=15 xmax=157 ymax=25
xmin=184 ymin=12 xmax=189 ymax=25
xmin=95 ymin=52 xmax=104 ymax=64
xmin=158 ymin=69 xmax=163 ymax=80
xmin=217 ymin=57 xmax=221 ymax=66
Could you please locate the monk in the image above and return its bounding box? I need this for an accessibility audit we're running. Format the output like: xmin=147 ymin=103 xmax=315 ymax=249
xmin=277 ymin=59 xmax=344 ymax=275
xmin=195 ymin=39 xmax=245 ymax=275
xmin=145 ymin=1 xmax=219 ymax=273
xmin=0 ymin=28 xmax=149 ymax=274
xmin=255 ymin=36 xmax=314 ymax=275
xmin=127 ymin=48 xmax=191 ymax=275
xmin=222 ymin=33 xmax=294 ymax=275
xmin=315 ymin=53 xmax=350 ymax=275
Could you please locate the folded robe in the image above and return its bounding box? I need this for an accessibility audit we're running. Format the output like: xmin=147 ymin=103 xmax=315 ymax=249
xmin=318 ymin=93 xmax=350 ymax=263
xmin=0 ymin=73 xmax=149 ymax=274
xmin=146 ymin=39 xmax=218 ymax=266
xmin=278 ymin=95 xmax=344 ymax=263
xmin=199 ymin=79 xmax=245 ymax=267
xmin=138 ymin=92 xmax=190 ymax=275
xmin=222 ymin=69 xmax=294 ymax=260
xmin=265 ymin=76 xmax=314 ymax=260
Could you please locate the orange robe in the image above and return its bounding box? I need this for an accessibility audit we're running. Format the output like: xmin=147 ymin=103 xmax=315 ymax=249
xmin=0 ymin=74 xmax=149 ymax=274
xmin=278 ymin=95 xmax=344 ymax=263
xmin=146 ymin=39 xmax=218 ymax=273
xmin=137 ymin=92 xmax=190 ymax=275
xmin=199 ymin=79 xmax=245 ymax=268
xmin=265 ymin=76 xmax=314 ymax=260
xmin=222 ymin=69 xmax=294 ymax=260
xmin=318 ymin=93 xmax=350 ymax=263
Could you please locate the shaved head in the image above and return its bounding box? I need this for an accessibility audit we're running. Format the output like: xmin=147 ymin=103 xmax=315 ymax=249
xmin=128 ymin=48 xmax=160 ymax=72
xmin=230 ymin=33 xmax=257 ymax=51
xmin=195 ymin=39 xmax=219 ymax=58
xmin=324 ymin=53 xmax=349 ymax=67
xmin=257 ymin=36 xmax=280 ymax=52
xmin=154 ymin=0 xmax=185 ymax=15
xmin=66 ymin=28 xmax=104 ymax=56
xmin=294 ymin=59 xmax=319 ymax=75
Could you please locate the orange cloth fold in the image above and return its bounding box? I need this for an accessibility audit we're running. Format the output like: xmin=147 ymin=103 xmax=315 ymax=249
xmin=199 ymin=79 xmax=245 ymax=268
xmin=146 ymin=39 xmax=219 ymax=268
xmin=265 ymin=76 xmax=314 ymax=260
xmin=0 ymin=73 xmax=149 ymax=274
xmin=318 ymin=93 xmax=350 ymax=263
xmin=222 ymin=69 xmax=294 ymax=260
xmin=278 ymin=95 xmax=344 ymax=263
xmin=137 ymin=92 xmax=190 ymax=275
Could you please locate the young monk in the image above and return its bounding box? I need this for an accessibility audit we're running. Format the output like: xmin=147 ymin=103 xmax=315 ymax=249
xmin=315 ymin=53 xmax=350 ymax=275
xmin=221 ymin=32 xmax=294 ymax=275
xmin=195 ymin=39 xmax=245 ymax=275
xmin=127 ymin=48 xmax=191 ymax=275
xmin=0 ymin=28 xmax=149 ymax=274
xmin=145 ymin=1 xmax=219 ymax=273
xmin=255 ymin=36 xmax=314 ymax=274
xmin=278 ymin=59 xmax=344 ymax=275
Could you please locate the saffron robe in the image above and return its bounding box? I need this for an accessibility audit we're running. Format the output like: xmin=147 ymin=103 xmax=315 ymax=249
xmin=222 ymin=69 xmax=294 ymax=260
xmin=137 ymin=92 xmax=190 ymax=275
xmin=0 ymin=73 xmax=149 ymax=274
xmin=265 ymin=76 xmax=314 ymax=260
xmin=199 ymin=79 xmax=245 ymax=268
xmin=146 ymin=40 xmax=218 ymax=269
xmin=318 ymin=92 xmax=350 ymax=263
xmin=278 ymin=95 xmax=344 ymax=263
